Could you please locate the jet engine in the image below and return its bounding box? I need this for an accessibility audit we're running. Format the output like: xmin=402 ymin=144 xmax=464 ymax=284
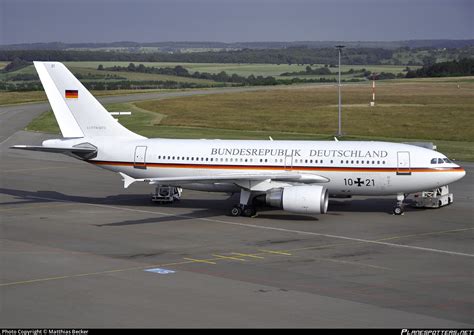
xmin=265 ymin=185 xmax=329 ymax=214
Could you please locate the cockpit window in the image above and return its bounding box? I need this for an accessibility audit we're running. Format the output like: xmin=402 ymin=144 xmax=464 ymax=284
xmin=443 ymin=158 xmax=450 ymax=163
xmin=431 ymin=158 xmax=437 ymax=164
xmin=438 ymin=158 xmax=444 ymax=164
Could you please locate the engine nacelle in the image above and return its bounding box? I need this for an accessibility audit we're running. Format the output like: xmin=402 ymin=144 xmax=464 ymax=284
xmin=265 ymin=185 xmax=329 ymax=214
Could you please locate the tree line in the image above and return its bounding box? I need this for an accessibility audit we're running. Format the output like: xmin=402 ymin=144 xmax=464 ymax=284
xmin=99 ymin=63 xmax=279 ymax=85
xmin=0 ymin=47 xmax=394 ymax=65
xmin=405 ymin=58 xmax=474 ymax=78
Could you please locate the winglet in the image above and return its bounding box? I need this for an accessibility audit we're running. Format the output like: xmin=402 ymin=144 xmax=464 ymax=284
xmin=119 ymin=172 xmax=136 ymax=189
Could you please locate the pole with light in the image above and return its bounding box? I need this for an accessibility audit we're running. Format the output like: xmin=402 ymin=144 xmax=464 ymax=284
xmin=335 ymin=45 xmax=345 ymax=136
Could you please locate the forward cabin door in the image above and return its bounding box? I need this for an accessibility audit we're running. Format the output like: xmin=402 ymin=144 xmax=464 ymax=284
xmin=134 ymin=146 xmax=147 ymax=169
xmin=397 ymin=151 xmax=411 ymax=175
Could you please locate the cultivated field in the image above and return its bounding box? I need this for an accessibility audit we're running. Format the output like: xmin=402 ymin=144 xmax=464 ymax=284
xmin=27 ymin=79 xmax=474 ymax=161
xmin=63 ymin=61 xmax=411 ymax=77
xmin=0 ymin=64 xmax=218 ymax=84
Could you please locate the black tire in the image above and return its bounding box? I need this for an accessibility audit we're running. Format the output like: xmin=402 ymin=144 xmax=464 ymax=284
xmin=243 ymin=207 xmax=257 ymax=217
xmin=230 ymin=206 xmax=242 ymax=217
xmin=393 ymin=206 xmax=403 ymax=215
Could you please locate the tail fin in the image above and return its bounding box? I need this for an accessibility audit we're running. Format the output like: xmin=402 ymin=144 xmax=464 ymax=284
xmin=34 ymin=61 xmax=144 ymax=139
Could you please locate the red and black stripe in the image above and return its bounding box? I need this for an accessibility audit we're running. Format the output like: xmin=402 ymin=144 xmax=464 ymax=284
xmin=65 ymin=89 xmax=78 ymax=99
xmin=87 ymin=160 xmax=465 ymax=173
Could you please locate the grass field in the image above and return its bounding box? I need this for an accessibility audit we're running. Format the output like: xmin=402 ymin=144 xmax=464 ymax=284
xmin=26 ymin=79 xmax=474 ymax=161
xmin=0 ymin=64 xmax=219 ymax=85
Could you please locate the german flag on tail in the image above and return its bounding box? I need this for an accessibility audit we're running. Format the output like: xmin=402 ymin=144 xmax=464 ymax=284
xmin=65 ymin=89 xmax=78 ymax=99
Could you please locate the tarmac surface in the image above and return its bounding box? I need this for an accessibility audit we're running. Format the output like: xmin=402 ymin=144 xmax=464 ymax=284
xmin=0 ymin=97 xmax=473 ymax=328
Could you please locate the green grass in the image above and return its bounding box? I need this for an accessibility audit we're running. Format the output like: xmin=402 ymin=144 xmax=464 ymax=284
xmin=134 ymin=81 xmax=474 ymax=142
xmin=26 ymin=80 xmax=474 ymax=161
xmin=0 ymin=64 xmax=220 ymax=85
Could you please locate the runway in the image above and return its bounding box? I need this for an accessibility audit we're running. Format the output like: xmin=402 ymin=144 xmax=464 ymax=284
xmin=0 ymin=99 xmax=473 ymax=327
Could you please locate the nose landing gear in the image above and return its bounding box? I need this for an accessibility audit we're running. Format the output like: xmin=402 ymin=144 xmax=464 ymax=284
xmin=393 ymin=193 xmax=406 ymax=215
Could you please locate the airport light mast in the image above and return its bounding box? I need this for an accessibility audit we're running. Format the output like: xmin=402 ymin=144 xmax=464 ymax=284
xmin=335 ymin=45 xmax=345 ymax=136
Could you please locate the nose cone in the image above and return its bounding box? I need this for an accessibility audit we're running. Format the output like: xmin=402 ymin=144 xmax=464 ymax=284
xmin=451 ymin=166 xmax=466 ymax=183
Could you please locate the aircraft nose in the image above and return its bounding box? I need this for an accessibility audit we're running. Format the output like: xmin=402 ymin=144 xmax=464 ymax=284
xmin=453 ymin=167 xmax=466 ymax=182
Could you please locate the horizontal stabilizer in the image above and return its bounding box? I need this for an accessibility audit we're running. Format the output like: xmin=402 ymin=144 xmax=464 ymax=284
xmin=10 ymin=145 xmax=97 ymax=159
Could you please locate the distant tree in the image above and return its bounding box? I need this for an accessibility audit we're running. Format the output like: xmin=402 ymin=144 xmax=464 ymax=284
xmin=2 ymin=57 xmax=31 ymax=72
xmin=422 ymin=56 xmax=436 ymax=66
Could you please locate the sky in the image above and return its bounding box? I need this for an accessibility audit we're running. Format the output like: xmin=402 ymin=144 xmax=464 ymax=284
xmin=0 ymin=0 xmax=472 ymax=44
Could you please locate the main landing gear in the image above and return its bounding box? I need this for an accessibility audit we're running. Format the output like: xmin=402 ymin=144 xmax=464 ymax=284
xmin=393 ymin=193 xmax=406 ymax=215
xmin=229 ymin=189 xmax=258 ymax=217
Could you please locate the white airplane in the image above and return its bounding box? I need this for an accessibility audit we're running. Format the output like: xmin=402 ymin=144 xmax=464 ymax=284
xmin=11 ymin=62 xmax=466 ymax=216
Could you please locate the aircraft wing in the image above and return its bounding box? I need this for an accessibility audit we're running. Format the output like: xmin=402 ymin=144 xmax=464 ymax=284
xmin=119 ymin=172 xmax=329 ymax=189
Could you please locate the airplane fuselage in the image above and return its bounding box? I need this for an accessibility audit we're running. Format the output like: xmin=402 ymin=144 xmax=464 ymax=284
xmin=77 ymin=138 xmax=465 ymax=196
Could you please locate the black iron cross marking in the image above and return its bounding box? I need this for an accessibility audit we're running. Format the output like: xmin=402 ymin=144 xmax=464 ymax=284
xmin=354 ymin=178 xmax=364 ymax=187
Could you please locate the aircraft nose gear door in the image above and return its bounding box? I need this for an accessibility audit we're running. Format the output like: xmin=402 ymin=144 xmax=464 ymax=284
xmin=397 ymin=151 xmax=411 ymax=175
xmin=134 ymin=146 xmax=147 ymax=169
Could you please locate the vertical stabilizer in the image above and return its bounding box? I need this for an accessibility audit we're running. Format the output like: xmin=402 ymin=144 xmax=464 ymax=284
xmin=34 ymin=62 xmax=144 ymax=139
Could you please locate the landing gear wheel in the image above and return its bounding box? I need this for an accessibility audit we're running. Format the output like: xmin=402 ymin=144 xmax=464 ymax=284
xmin=230 ymin=206 xmax=242 ymax=217
xmin=242 ymin=206 xmax=257 ymax=217
xmin=393 ymin=206 xmax=404 ymax=215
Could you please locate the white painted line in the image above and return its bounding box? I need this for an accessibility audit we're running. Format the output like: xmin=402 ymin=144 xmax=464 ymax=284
xmin=24 ymin=195 xmax=474 ymax=258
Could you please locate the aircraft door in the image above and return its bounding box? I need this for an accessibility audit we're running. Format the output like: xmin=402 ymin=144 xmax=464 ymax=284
xmin=134 ymin=146 xmax=147 ymax=169
xmin=397 ymin=151 xmax=411 ymax=175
